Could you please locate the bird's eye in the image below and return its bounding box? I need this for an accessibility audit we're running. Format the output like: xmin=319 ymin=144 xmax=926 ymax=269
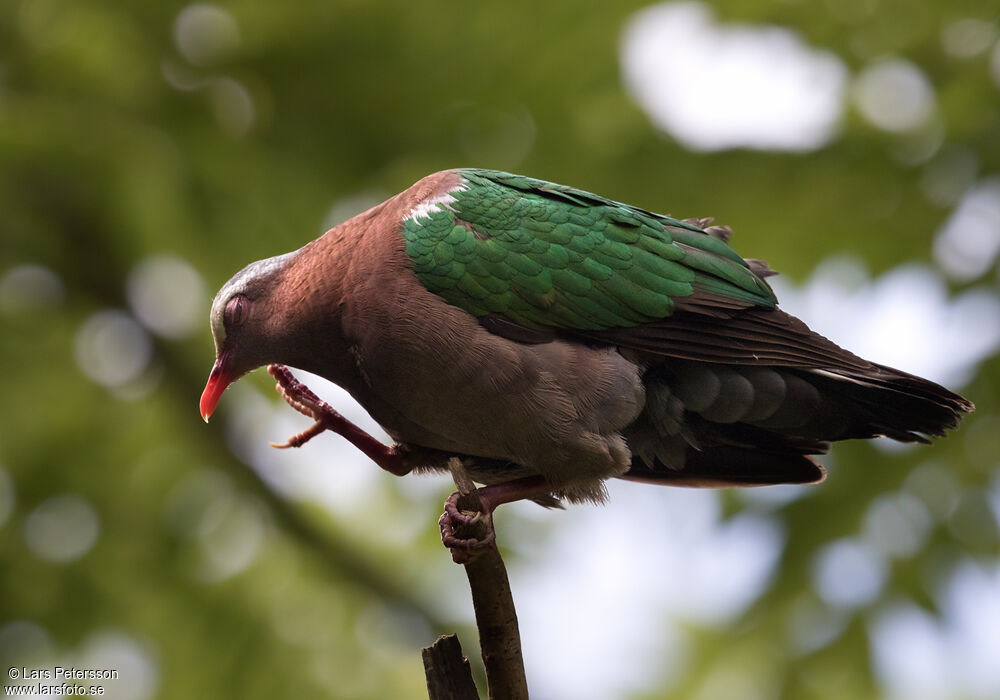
xmin=224 ymin=294 xmax=249 ymax=328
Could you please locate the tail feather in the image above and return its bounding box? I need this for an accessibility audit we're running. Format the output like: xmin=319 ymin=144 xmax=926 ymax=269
xmin=624 ymin=356 xmax=973 ymax=487
xmin=625 ymin=443 xmax=826 ymax=488
xmin=801 ymin=364 xmax=973 ymax=442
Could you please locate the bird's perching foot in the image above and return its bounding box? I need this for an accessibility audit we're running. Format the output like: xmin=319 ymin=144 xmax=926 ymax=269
xmin=267 ymin=364 xmax=414 ymax=476
xmin=439 ymin=463 xmax=556 ymax=563
xmin=439 ymin=459 xmax=496 ymax=564
xmin=439 ymin=490 xmax=497 ymax=563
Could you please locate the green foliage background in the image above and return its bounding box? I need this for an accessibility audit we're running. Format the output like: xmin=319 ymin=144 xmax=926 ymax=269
xmin=1 ymin=0 xmax=998 ymax=698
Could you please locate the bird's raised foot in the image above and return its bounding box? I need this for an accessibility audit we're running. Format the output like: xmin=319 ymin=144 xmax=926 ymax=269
xmin=439 ymin=490 xmax=496 ymax=564
xmin=268 ymin=363 xmax=350 ymax=449
xmin=266 ymin=364 xmax=413 ymax=476
xmin=268 ymin=364 xmax=335 ymax=422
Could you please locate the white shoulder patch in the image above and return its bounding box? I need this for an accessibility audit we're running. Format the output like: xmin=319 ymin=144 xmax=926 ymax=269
xmin=403 ymin=180 xmax=468 ymax=223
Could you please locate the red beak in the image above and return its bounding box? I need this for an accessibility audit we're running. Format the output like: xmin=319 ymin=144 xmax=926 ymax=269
xmin=200 ymin=355 xmax=233 ymax=423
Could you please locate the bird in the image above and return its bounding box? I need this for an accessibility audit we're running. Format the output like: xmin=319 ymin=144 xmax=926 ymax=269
xmin=200 ymin=168 xmax=973 ymax=517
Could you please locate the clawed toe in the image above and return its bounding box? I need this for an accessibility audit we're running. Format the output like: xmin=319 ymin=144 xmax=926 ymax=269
xmin=439 ymin=491 xmax=496 ymax=563
xmin=268 ymin=364 xmax=332 ymax=421
xmin=268 ymin=420 xmax=327 ymax=449
xmin=268 ymin=364 xmax=342 ymax=449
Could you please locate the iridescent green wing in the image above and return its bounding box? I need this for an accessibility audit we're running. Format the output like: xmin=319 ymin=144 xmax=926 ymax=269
xmin=401 ymin=168 xmax=775 ymax=332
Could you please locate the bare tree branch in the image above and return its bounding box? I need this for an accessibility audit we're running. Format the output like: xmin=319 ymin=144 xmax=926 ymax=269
xmin=442 ymin=459 xmax=529 ymax=700
xmin=423 ymin=634 xmax=480 ymax=700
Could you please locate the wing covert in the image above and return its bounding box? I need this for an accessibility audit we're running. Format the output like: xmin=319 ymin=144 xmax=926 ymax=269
xmin=401 ymin=169 xmax=776 ymax=332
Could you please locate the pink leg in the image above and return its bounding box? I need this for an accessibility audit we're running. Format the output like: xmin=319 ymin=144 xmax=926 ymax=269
xmin=267 ymin=364 xmax=413 ymax=476
xmin=268 ymin=365 xmax=560 ymax=560
xmin=472 ymin=476 xmax=555 ymax=511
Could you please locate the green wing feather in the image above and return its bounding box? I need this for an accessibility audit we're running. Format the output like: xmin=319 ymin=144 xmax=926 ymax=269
xmin=402 ymin=169 xmax=775 ymax=331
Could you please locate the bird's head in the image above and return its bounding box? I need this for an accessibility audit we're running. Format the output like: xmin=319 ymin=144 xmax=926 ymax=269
xmin=200 ymin=251 xmax=297 ymax=422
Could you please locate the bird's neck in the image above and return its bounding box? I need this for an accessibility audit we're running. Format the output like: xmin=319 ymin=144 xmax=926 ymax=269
xmin=264 ymin=171 xmax=464 ymax=393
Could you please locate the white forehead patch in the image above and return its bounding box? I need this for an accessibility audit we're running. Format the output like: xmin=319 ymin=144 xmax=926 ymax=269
xmin=209 ymin=250 xmax=298 ymax=348
xmin=403 ymin=179 xmax=468 ymax=223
